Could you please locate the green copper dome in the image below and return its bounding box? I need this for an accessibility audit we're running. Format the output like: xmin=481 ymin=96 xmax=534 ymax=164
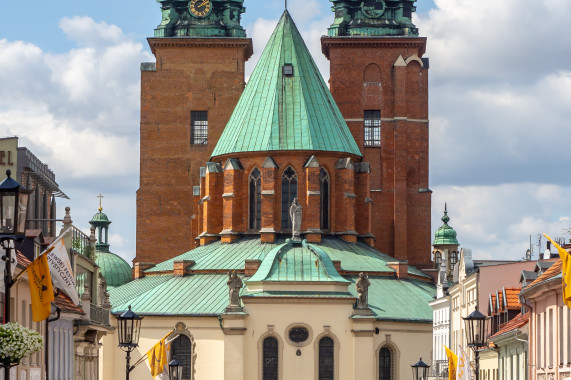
xmin=90 ymin=210 xmax=110 ymax=224
xmin=433 ymin=205 xmax=459 ymax=246
xmin=95 ymin=251 xmax=132 ymax=290
xmin=211 ymin=11 xmax=361 ymax=158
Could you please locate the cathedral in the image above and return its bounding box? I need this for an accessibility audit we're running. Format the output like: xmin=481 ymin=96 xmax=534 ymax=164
xmin=102 ymin=1 xmax=435 ymax=379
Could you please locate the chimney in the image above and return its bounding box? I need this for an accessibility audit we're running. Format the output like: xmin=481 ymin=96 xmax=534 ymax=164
xmin=387 ymin=261 xmax=408 ymax=279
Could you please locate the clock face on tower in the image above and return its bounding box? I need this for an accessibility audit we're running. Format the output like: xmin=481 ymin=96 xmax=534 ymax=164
xmin=361 ymin=0 xmax=385 ymax=19
xmin=189 ymin=0 xmax=212 ymax=18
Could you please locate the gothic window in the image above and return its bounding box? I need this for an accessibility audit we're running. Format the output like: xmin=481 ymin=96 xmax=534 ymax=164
xmin=379 ymin=346 xmax=392 ymax=380
xmin=319 ymin=168 xmax=330 ymax=231
xmin=263 ymin=337 xmax=279 ymax=380
xmin=280 ymin=167 xmax=298 ymax=230
xmin=171 ymin=335 xmax=192 ymax=379
xmin=318 ymin=337 xmax=334 ymax=380
xmin=249 ymin=168 xmax=262 ymax=230
xmin=191 ymin=111 xmax=208 ymax=145
xmin=364 ymin=110 xmax=381 ymax=147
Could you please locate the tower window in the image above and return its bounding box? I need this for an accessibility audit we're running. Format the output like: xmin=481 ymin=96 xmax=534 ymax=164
xmin=283 ymin=64 xmax=294 ymax=77
xmin=319 ymin=168 xmax=330 ymax=231
xmin=249 ymin=168 xmax=262 ymax=230
xmin=263 ymin=337 xmax=278 ymax=380
xmin=191 ymin=111 xmax=208 ymax=145
xmin=319 ymin=337 xmax=334 ymax=380
xmin=364 ymin=110 xmax=381 ymax=147
xmin=281 ymin=167 xmax=298 ymax=230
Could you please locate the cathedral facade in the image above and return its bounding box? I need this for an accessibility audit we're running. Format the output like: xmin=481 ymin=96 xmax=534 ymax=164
xmin=103 ymin=1 xmax=435 ymax=379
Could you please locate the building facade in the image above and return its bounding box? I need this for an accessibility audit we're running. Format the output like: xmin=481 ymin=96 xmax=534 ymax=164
xmin=135 ymin=0 xmax=431 ymax=269
xmin=103 ymin=3 xmax=436 ymax=379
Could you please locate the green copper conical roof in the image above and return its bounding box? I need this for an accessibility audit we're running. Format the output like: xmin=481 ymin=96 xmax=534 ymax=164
xmin=433 ymin=204 xmax=459 ymax=246
xmin=211 ymin=11 xmax=361 ymax=158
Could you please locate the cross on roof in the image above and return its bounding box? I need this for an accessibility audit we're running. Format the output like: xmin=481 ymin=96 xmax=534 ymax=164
xmin=97 ymin=193 xmax=104 ymax=212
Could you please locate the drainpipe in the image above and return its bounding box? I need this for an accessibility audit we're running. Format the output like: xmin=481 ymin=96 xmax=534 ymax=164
xmin=46 ymin=306 xmax=61 ymax=380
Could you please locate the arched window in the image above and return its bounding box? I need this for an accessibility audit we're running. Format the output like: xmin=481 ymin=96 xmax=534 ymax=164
xmin=263 ymin=337 xmax=278 ymax=380
xmin=171 ymin=335 xmax=192 ymax=379
xmin=281 ymin=167 xmax=298 ymax=230
xmin=249 ymin=168 xmax=262 ymax=230
xmin=379 ymin=346 xmax=392 ymax=380
xmin=434 ymin=251 xmax=442 ymax=269
xmin=319 ymin=337 xmax=334 ymax=380
xmin=319 ymin=168 xmax=330 ymax=231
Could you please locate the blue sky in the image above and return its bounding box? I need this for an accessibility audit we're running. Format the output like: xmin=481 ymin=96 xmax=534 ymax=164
xmin=1 ymin=0 xmax=570 ymax=264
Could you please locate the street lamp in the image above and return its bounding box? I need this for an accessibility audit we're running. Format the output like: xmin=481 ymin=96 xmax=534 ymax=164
xmin=168 ymin=357 xmax=183 ymax=380
xmin=462 ymin=306 xmax=489 ymax=380
xmin=411 ymin=357 xmax=430 ymax=380
xmin=116 ymin=305 xmax=143 ymax=380
xmin=0 ymin=169 xmax=30 ymax=380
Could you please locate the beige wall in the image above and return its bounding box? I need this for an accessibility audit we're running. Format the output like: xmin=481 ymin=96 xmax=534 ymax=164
xmin=100 ymin=300 xmax=433 ymax=380
xmin=0 ymin=137 xmax=18 ymax=175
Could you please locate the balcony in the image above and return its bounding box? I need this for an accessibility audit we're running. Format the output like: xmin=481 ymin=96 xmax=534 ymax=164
xmin=90 ymin=303 xmax=110 ymax=326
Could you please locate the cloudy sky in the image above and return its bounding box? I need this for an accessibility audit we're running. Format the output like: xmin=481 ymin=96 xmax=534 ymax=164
xmin=1 ymin=0 xmax=569 ymax=264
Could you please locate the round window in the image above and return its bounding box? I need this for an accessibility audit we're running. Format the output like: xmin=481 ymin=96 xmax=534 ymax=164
xmin=288 ymin=327 xmax=309 ymax=343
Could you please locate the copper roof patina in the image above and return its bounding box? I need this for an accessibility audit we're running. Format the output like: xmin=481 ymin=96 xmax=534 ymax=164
xmin=211 ymin=10 xmax=361 ymax=158
xmin=109 ymin=236 xmax=435 ymax=322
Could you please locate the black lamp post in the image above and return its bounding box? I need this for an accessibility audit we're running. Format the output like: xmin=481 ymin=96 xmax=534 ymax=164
xmin=411 ymin=357 xmax=430 ymax=380
xmin=0 ymin=169 xmax=30 ymax=380
xmin=116 ymin=305 xmax=143 ymax=380
xmin=462 ymin=306 xmax=489 ymax=380
xmin=168 ymin=357 xmax=183 ymax=380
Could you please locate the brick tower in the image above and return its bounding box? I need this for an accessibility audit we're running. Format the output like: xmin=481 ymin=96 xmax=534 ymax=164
xmin=321 ymin=0 xmax=431 ymax=268
xmin=136 ymin=0 xmax=252 ymax=264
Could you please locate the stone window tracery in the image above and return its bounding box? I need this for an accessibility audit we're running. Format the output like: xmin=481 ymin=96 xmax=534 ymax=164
xmin=249 ymin=168 xmax=262 ymax=230
xmin=319 ymin=168 xmax=330 ymax=231
xmin=280 ymin=167 xmax=298 ymax=230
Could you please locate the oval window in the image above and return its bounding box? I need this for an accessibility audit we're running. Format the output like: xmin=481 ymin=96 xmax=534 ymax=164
xmin=288 ymin=327 xmax=309 ymax=343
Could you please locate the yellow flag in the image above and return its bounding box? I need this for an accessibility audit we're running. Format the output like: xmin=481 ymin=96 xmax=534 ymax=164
xmin=146 ymin=332 xmax=172 ymax=377
xmin=27 ymin=254 xmax=54 ymax=322
xmin=444 ymin=345 xmax=457 ymax=380
xmin=544 ymin=234 xmax=571 ymax=308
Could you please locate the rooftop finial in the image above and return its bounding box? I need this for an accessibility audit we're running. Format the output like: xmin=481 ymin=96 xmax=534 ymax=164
xmin=441 ymin=203 xmax=450 ymax=225
xmin=285 ymin=0 xmax=287 ymax=9
xmin=97 ymin=193 xmax=104 ymax=212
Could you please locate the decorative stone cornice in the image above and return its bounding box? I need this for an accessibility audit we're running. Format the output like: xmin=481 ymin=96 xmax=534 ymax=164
xmin=321 ymin=36 xmax=426 ymax=59
xmin=148 ymin=38 xmax=253 ymax=60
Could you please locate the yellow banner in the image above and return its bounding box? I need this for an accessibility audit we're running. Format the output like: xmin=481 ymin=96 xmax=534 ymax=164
xmin=146 ymin=331 xmax=172 ymax=377
xmin=544 ymin=234 xmax=571 ymax=309
xmin=444 ymin=345 xmax=457 ymax=380
xmin=27 ymin=254 xmax=54 ymax=322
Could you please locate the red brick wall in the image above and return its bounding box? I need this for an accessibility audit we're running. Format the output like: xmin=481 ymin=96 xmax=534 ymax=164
xmin=322 ymin=37 xmax=431 ymax=268
xmin=136 ymin=38 xmax=252 ymax=264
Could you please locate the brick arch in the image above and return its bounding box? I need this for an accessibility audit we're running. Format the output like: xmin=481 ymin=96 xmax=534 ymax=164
xmin=364 ymin=63 xmax=382 ymax=83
